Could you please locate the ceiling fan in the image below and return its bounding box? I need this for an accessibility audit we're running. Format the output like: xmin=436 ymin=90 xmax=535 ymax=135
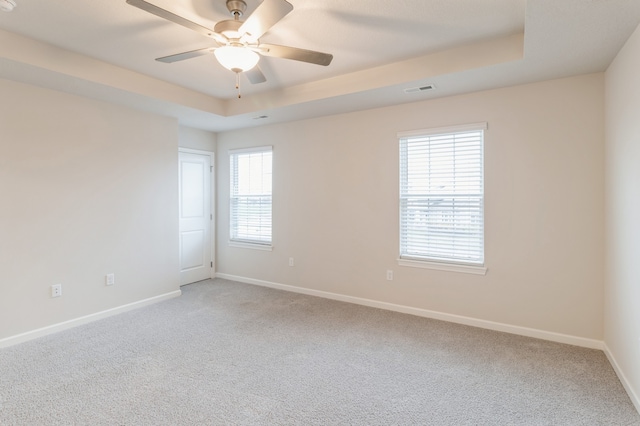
xmin=126 ymin=0 xmax=333 ymax=96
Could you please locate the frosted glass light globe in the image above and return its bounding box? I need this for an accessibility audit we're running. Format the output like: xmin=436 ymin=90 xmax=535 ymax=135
xmin=214 ymin=46 xmax=259 ymax=73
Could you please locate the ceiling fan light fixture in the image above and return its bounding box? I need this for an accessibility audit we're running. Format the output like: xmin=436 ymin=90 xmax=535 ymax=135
xmin=214 ymin=46 xmax=260 ymax=73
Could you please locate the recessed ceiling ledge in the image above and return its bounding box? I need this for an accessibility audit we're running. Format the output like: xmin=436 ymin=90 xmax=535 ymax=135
xmin=0 ymin=28 xmax=226 ymax=117
xmin=224 ymin=33 xmax=525 ymax=117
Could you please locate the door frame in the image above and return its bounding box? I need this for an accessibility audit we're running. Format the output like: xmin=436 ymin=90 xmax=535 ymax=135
xmin=179 ymin=148 xmax=215 ymax=280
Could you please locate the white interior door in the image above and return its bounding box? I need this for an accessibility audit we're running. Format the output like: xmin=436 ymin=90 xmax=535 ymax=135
xmin=179 ymin=150 xmax=213 ymax=285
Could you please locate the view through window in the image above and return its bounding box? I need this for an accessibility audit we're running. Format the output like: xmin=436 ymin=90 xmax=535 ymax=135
xmin=399 ymin=123 xmax=485 ymax=265
xmin=229 ymin=146 xmax=273 ymax=246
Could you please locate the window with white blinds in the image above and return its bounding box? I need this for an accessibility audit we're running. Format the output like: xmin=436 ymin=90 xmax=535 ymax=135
xmin=229 ymin=146 xmax=272 ymax=246
xmin=398 ymin=123 xmax=485 ymax=266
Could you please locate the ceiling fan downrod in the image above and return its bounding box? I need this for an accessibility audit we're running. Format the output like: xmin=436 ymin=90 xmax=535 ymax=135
xmin=226 ymin=0 xmax=246 ymax=19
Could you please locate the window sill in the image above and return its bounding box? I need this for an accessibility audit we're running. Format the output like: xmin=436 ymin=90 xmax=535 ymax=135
xmin=229 ymin=241 xmax=273 ymax=251
xmin=398 ymin=258 xmax=487 ymax=275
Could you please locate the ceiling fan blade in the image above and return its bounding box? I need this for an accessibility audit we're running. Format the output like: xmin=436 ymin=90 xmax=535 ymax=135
xmin=239 ymin=0 xmax=293 ymax=41
xmin=156 ymin=47 xmax=215 ymax=63
xmin=259 ymin=43 xmax=333 ymax=66
xmin=245 ymin=66 xmax=267 ymax=84
xmin=126 ymin=0 xmax=228 ymax=45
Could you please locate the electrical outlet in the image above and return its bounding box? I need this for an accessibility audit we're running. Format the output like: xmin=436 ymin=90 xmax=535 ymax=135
xmin=386 ymin=270 xmax=393 ymax=281
xmin=51 ymin=284 xmax=62 ymax=298
xmin=105 ymin=273 xmax=115 ymax=286
xmin=289 ymin=257 xmax=294 ymax=267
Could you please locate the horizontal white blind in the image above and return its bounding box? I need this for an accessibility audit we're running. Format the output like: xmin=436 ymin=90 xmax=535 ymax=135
xmin=399 ymin=126 xmax=484 ymax=264
xmin=230 ymin=147 xmax=272 ymax=245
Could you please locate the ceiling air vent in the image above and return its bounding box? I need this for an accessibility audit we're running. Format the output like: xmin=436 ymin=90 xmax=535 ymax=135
xmin=404 ymin=84 xmax=435 ymax=94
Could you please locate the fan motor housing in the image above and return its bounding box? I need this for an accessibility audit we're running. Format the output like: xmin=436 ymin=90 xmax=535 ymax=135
xmin=214 ymin=19 xmax=243 ymax=38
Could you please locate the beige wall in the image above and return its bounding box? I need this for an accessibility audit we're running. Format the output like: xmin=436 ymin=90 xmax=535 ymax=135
xmin=179 ymin=126 xmax=217 ymax=152
xmin=0 ymin=79 xmax=180 ymax=340
xmin=217 ymin=73 xmax=605 ymax=340
xmin=605 ymin=23 xmax=640 ymax=409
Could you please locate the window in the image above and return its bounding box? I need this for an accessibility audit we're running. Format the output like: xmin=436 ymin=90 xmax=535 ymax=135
xmin=398 ymin=123 xmax=485 ymax=271
xmin=229 ymin=146 xmax=272 ymax=247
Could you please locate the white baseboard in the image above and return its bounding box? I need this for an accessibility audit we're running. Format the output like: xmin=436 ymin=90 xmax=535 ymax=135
xmin=604 ymin=343 xmax=640 ymax=414
xmin=0 ymin=289 xmax=182 ymax=348
xmin=216 ymin=273 xmax=604 ymax=350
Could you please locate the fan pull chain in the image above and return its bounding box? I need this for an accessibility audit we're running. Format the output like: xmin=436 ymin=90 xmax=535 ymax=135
xmin=235 ymin=72 xmax=242 ymax=98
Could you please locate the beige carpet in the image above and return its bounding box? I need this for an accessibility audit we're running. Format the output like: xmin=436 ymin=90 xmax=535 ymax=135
xmin=1 ymin=278 xmax=638 ymax=425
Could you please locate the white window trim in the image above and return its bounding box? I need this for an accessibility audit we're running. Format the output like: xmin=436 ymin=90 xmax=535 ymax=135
xmin=229 ymin=145 xmax=272 ymax=155
xmin=228 ymin=240 xmax=273 ymax=251
xmin=398 ymin=258 xmax=487 ymax=275
xmin=397 ymin=122 xmax=488 ymax=139
xmin=398 ymin=122 xmax=487 ymax=273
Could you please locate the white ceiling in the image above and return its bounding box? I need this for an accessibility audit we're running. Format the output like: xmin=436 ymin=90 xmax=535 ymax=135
xmin=1 ymin=0 xmax=639 ymax=132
